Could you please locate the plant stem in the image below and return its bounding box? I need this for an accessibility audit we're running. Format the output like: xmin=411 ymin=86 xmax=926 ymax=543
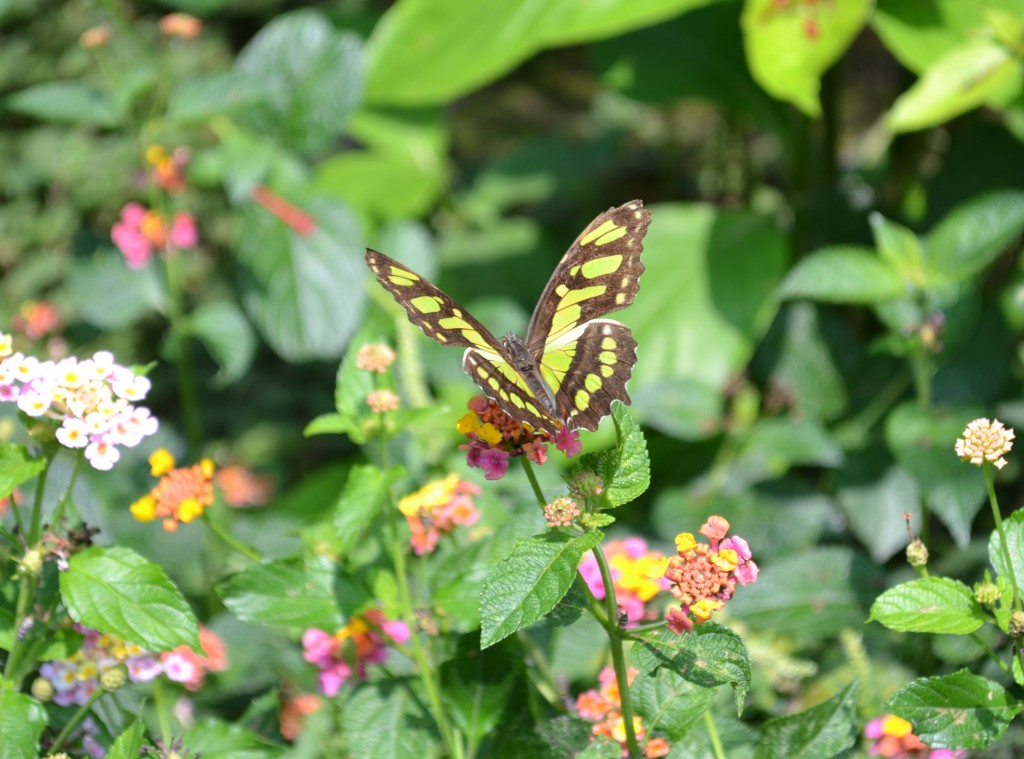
xmin=704 ymin=709 xmax=727 ymax=759
xmin=49 ymin=686 xmax=106 ymax=753
xmin=520 ymin=458 xmax=547 ymax=507
xmin=985 ymin=465 xmax=1021 ymax=611
xmin=969 ymin=631 xmax=1012 ymax=676
xmin=202 ymin=511 xmax=262 ymax=562
xmin=3 ymin=575 xmax=38 ymax=681
xmin=163 ymin=252 xmax=202 ymax=459
xmin=28 ymin=454 xmax=53 ymax=544
xmin=50 ymin=451 xmax=84 ymax=527
xmin=152 ymin=676 xmax=173 ymax=749
xmin=593 ymin=544 xmax=641 ymax=758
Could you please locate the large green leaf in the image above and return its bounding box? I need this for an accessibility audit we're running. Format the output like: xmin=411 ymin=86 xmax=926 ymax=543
xmin=364 ymin=0 xmax=713 ymax=105
xmin=631 ymin=663 xmax=719 ymax=741
xmin=480 ymin=531 xmax=603 ymax=648
xmin=571 ymin=402 xmax=650 ymax=509
xmin=755 ymin=682 xmax=857 ymax=759
xmin=440 ymin=637 xmax=519 ymax=746
xmin=629 ymin=203 xmax=789 ymax=424
xmin=869 ymin=577 xmax=985 ymax=635
xmin=334 ymin=464 xmax=403 ymax=556
xmin=887 ymin=671 xmax=1023 ymax=749
xmin=218 ymin=556 xmax=342 ymax=630
xmin=924 ymin=190 xmax=1024 ymax=284
xmin=182 ymin=719 xmax=282 ymax=759
xmin=341 ymin=682 xmax=435 ymax=757
xmin=836 ymin=453 xmax=921 ymax=563
xmin=61 ymin=546 xmax=199 ymax=652
xmin=0 ymin=444 xmax=45 ymax=501
xmin=234 ymin=9 xmax=364 ymax=155
xmin=779 ymin=246 xmax=905 ymax=303
xmin=67 ymin=248 xmax=166 ymax=329
xmin=0 ymin=689 xmax=46 ymax=759
xmin=106 ymin=721 xmax=146 ymax=759
xmin=741 ymin=0 xmax=872 ymax=116
xmin=236 ymin=196 xmax=365 ymax=362
xmin=182 ymin=300 xmax=256 ymax=385
xmin=989 ymin=509 xmax=1024 ymax=593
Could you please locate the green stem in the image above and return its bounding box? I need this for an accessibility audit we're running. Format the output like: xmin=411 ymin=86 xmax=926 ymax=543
xmin=163 ymin=252 xmax=202 ymax=459
xmin=50 ymin=451 xmax=84 ymax=527
xmin=3 ymin=575 xmax=38 ymax=681
xmin=516 ymin=630 xmax=565 ymax=710
xmin=28 ymin=454 xmax=53 ymax=544
xmin=152 ymin=676 xmax=173 ymax=749
xmin=202 ymin=512 xmax=262 ymax=562
xmin=49 ymin=685 xmax=107 ymax=753
xmin=520 ymin=458 xmax=547 ymax=508
xmin=968 ymin=631 xmax=1012 ymax=676
xmin=592 ymin=545 xmax=641 ymax=758
xmin=909 ymin=346 xmax=932 ymax=409
xmin=985 ymin=465 xmax=1021 ymax=611
xmin=704 ymin=709 xmax=727 ymax=759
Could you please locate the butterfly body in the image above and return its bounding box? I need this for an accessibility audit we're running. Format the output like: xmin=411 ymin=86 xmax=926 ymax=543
xmin=365 ymin=200 xmax=650 ymax=434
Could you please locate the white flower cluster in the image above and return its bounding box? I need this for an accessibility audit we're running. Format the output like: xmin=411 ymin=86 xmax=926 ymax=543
xmin=0 ymin=333 xmax=158 ymax=470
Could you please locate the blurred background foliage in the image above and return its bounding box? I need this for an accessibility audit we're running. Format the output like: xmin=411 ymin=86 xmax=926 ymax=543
xmin=4 ymin=0 xmax=1024 ymax=754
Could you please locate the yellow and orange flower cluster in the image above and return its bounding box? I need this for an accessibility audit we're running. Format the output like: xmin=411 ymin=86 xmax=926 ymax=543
xmin=130 ymin=448 xmax=215 ymax=532
xmin=864 ymin=714 xmax=966 ymax=759
xmin=579 ymin=538 xmax=668 ymax=625
xmin=398 ymin=474 xmax=481 ymax=555
xmin=576 ymin=666 xmax=670 ymax=758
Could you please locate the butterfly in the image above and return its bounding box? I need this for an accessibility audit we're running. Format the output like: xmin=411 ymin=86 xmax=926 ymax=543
xmin=365 ymin=200 xmax=650 ymax=435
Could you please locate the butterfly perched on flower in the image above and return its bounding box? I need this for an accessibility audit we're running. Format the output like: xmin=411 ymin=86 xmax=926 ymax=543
xmin=365 ymin=200 xmax=650 ymax=435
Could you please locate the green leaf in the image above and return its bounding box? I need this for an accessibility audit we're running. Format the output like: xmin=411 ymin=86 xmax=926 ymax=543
xmin=0 ymin=689 xmax=46 ymax=759
xmin=234 ymin=9 xmax=364 ymax=155
xmin=480 ymin=531 xmax=603 ymax=648
xmin=182 ymin=719 xmax=282 ymax=759
xmin=0 ymin=444 xmax=45 ymax=500
xmin=236 ymin=196 xmax=366 ymax=362
xmin=106 ymin=720 xmax=146 ymax=759
xmin=779 ymin=246 xmax=905 ymax=303
xmin=631 ymin=662 xmax=718 ymax=741
xmin=770 ymin=303 xmax=849 ymax=423
xmin=341 ymin=681 xmax=435 ymax=757
xmin=729 ymin=417 xmax=843 ymax=488
xmin=635 ymin=624 xmax=752 ymax=714
xmin=183 ymin=300 xmax=256 ymax=384
xmin=887 ymin=39 xmax=1023 ymax=134
xmin=989 ymin=509 xmax=1024 ymax=593
xmin=925 ymin=190 xmax=1024 ymax=284
xmin=61 ymin=546 xmax=199 ymax=652
xmin=364 ymin=0 xmax=711 ymax=106
xmin=836 ymin=454 xmax=921 ymax=563
xmin=869 ymin=212 xmax=926 ymax=280
xmin=218 ymin=556 xmax=342 ymax=630
xmin=725 ymin=547 xmax=881 ymax=644
xmin=334 ymin=465 xmax=403 ymax=555
xmin=67 ymin=249 xmax=166 ymax=329
xmin=741 ymin=0 xmax=872 ymax=116
xmin=755 ymin=681 xmax=857 ymax=759
xmin=576 ymin=402 xmax=650 ymax=508
xmin=887 ymin=671 xmax=1023 ymax=749
xmin=869 ymin=577 xmax=985 ymax=634
xmin=5 ymin=81 xmax=121 ymax=126
xmin=441 ymin=636 xmax=518 ymax=745
xmin=167 ymin=71 xmax=268 ymax=125
xmin=885 ymin=404 xmax=986 ymax=546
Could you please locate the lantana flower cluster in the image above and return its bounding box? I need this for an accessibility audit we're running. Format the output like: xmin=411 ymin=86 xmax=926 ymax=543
xmin=38 ymin=624 xmax=226 ymax=706
xmin=576 ymin=666 xmax=670 ymax=758
xmin=130 ymin=448 xmax=215 ymax=532
xmin=663 ymin=516 xmax=759 ymax=634
xmin=398 ymin=474 xmax=481 ymax=555
xmin=457 ymin=396 xmax=581 ymax=481
xmin=864 ymin=714 xmax=965 ymax=759
xmin=579 ymin=538 xmax=669 ymax=625
xmin=112 ymin=202 xmax=197 ymax=269
xmin=302 ymin=610 xmax=410 ymax=697
xmin=0 ymin=333 xmax=158 ymax=470
xmin=955 ymin=417 xmax=1014 ymax=470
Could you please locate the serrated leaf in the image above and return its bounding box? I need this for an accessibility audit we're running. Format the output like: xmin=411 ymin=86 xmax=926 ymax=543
xmin=869 ymin=577 xmax=985 ymax=634
xmin=6 ymin=81 xmax=121 ymax=126
xmin=0 ymin=444 xmax=45 ymax=500
xmin=334 ymin=464 xmax=403 ymax=555
xmin=182 ymin=300 xmax=256 ymax=384
xmin=234 ymin=9 xmax=364 ymax=155
xmin=925 ymin=190 xmax=1024 ymax=284
xmin=441 ymin=636 xmax=518 ymax=745
xmin=480 ymin=531 xmax=603 ymax=648
xmin=631 ymin=663 xmax=718 ymax=741
xmin=756 ymin=682 xmax=857 ymax=759
xmin=60 ymin=546 xmax=198 ymax=652
xmin=341 ymin=681 xmax=434 ymax=757
xmin=989 ymin=510 xmax=1024 ymax=596
xmin=0 ymin=689 xmax=46 ymax=759
xmin=218 ymin=556 xmax=342 ymax=630
xmin=576 ymin=402 xmax=649 ymax=509
xmin=778 ymin=246 xmax=905 ymax=303
xmin=182 ymin=719 xmax=281 ymax=758
xmin=887 ymin=39 xmax=1023 ymax=134
xmin=237 ymin=196 xmax=366 ymax=362
xmin=634 ymin=624 xmax=752 ymax=714
xmin=887 ymin=671 xmax=1022 ymax=749
xmin=106 ymin=721 xmax=146 ymax=759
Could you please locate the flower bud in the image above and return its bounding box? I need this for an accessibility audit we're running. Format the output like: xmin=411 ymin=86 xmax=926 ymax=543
xmin=906 ymin=538 xmax=928 ymax=567
xmin=566 ymin=470 xmax=604 ymax=500
xmin=18 ymin=548 xmax=44 ymax=578
xmin=974 ymin=580 xmax=1001 ymax=606
xmin=1010 ymin=611 xmax=1024 ymax=638
xmin=31 ymin=677 xmax=54 ymax=701
xmin=101 ymin=665 xmax=127 ymax=691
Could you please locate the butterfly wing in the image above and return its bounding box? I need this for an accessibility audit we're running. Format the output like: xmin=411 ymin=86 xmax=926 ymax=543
xmin=365 ymin=249 xmax=558 ymax=430
xmin=525 ymin=200 xmax=649 ymax=431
